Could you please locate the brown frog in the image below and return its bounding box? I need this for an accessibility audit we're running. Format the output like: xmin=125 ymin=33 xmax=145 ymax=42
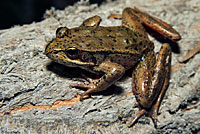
xmin=45 ymin=7 xmax=181 ymax=127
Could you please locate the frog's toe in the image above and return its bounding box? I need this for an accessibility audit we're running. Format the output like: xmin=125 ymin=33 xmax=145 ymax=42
xmin=128 ymin=109 xmax=146 ymax=127
xmin=147 ymin=107 xmax=159 ymax=128
xmin=150 ymin=114 xmax=158 ymax=128
xmin=80 ymin=93 xmax=91 ymax=101
xmin=133 ymin=102 xmax=140 ymax=108
xmin=70 ymin=83 xmax=89 ymax=89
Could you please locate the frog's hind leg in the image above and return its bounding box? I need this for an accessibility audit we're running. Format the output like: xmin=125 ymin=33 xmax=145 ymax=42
xmin=149 ymin=43 xmax=171 ymax=127
xmin=147 ymin=43 xmax=171 ymax=128
xmin=130 ymin=43 xmax=171 ymax=127
xmin=109 ymin=7 xmax=181 ymax=41
xmin=132 ymin=7 xmax=181 ymax=41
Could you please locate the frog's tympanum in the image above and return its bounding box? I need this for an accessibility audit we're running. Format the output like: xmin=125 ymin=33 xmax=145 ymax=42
xmin=45 ymin=7 xmax=181 ymax=127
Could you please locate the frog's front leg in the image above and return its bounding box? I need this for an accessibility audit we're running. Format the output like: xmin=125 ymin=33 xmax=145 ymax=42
xmin=71 ymin=61 xmax=125 ymax=100
xmin=129 ymin=43 xmax=171 ymax=128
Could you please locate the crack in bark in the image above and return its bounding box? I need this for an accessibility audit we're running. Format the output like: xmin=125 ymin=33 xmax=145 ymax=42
xmin=0 ymin=82 xmax=40 ymax=108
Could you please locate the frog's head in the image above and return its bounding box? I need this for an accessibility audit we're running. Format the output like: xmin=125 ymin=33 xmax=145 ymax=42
xmin=45 ymin=27 xmax=96 ymax=68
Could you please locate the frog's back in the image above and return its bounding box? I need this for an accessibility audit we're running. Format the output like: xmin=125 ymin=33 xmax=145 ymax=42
xmin=70 ymin=26 xmax=153 ymax=55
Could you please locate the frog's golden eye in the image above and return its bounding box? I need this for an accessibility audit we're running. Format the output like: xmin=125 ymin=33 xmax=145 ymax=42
xmin=56 ymin=27 xmax=70 ymax=38
xmin=65 ymin=48 xmax=80 ymax=59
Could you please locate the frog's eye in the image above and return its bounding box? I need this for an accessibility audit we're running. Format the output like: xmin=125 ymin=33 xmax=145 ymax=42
xmin=56 ymin=27 xmax=70 ymax=38
xmin=65 ymin=47 xmax=80 ymax=59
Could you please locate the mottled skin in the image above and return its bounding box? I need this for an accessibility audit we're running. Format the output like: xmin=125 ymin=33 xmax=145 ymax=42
xmin=45 ymin=7 xmax=181 ymax=127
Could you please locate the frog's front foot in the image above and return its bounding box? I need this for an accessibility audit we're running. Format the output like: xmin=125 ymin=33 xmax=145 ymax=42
xmin=70 ymin=82 xmax=97 ymax=100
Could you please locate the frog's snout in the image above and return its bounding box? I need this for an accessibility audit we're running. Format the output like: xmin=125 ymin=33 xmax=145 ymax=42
xmin=45 ymin=41 xmax=55 ymax=56
xmin=44 ymin=43 xmax=51 ymax=56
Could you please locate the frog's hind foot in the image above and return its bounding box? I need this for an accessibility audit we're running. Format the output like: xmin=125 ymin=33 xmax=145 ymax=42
xmin=128 ymin=107 xmax=159 ymax=128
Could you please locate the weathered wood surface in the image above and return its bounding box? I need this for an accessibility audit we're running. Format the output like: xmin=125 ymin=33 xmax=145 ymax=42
xmin=0 ymin=0 xmax=200 ymax=133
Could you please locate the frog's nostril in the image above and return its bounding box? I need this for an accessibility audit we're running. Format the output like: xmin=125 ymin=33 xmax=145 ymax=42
xmin=53 ymin=50 xmax=59 ymax=54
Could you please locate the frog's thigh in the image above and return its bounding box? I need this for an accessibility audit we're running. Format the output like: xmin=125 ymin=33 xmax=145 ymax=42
xmin=80 ymin=15 xmax=102 ymax=27
xmin=122 ymin=8 xmax=148 ymax=38
xmin=84 ymin=61 xmax=125 ymax=95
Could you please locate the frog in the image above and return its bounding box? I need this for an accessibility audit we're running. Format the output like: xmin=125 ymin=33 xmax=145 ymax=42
xmin=45 ymin=7 xmax=181 ymax=127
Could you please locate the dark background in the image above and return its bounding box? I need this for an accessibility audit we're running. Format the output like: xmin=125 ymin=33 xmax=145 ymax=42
xmin=0 ymin=0 xmax=106 ymax=30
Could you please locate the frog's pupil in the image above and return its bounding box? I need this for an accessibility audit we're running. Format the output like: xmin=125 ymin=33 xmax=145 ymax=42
xmin=66 ymin=48 xmax=79 ymax=59
xmin=68 ymin=50 xmax=77 ymax=55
